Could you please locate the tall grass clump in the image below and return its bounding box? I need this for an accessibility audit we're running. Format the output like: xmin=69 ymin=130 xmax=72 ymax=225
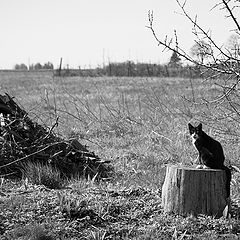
xmin=20 ymin=161 xmax=63 ymax=189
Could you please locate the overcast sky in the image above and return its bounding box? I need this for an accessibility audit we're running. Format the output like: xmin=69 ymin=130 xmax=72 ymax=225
xmin=0 ymin=0 xmax=237 ymax=69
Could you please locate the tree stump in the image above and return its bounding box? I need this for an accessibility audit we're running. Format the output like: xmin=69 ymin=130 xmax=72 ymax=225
xmin=161 ymin=165 xmax=229 ymax=217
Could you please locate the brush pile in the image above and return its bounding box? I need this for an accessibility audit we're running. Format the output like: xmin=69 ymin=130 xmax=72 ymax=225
xmin=0 ymin=93 xmax=111 ymax=179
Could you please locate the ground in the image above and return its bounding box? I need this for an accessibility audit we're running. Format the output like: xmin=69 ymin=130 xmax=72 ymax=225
xmin=0 ymin=71 xmax=240 ymax=239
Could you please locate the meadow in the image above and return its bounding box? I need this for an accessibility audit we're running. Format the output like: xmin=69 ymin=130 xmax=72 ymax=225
xmin=1 ymin=70 xmax=240 ymax=239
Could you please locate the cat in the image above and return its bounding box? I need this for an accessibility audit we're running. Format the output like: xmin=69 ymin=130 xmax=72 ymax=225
xmin=188 ymin=123 xmax=231 ymax=197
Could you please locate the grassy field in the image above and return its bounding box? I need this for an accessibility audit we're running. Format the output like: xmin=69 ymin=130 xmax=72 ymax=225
xmin=1 ymin=71 xmax=240 ymax=239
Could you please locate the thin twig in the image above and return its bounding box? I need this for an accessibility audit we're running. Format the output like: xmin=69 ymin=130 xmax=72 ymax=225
xmin=222 ymin=0 xmax=240 ymax=32
xmin=0 ymin=141 xmax=66 ymax=169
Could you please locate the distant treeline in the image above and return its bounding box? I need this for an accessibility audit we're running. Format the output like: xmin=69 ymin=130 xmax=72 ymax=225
xmin=56 ymin=61 xmax=202 ymax=78
xmin=14 ymin=62 xmax=54 ymax=70
xmin=13 ymin=60 xmax=203 ymax=78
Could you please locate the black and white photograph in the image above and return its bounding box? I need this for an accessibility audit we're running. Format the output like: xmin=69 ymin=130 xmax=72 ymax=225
xmin=0 ymin=0 xmax=240 ymax=239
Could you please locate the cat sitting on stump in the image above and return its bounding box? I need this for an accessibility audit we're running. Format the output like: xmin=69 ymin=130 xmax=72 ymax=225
xmin=188 ymin=123 xmax=231 ymax=198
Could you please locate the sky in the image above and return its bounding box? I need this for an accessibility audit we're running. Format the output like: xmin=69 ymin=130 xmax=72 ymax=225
xmin=0 ymin=0 xmax=238 ymax=69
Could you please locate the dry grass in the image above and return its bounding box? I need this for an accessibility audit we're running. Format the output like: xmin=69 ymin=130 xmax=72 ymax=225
xmin=1 ymin=71 xmax=240 ymax=239
xmin=20 ymin=162 xmax=63 ymax=189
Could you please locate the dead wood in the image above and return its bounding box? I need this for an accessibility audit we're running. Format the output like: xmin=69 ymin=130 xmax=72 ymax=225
xmin=0 ymin=93 xmax=112 ymax=179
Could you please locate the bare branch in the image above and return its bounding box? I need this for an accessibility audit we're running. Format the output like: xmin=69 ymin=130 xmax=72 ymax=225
xmin=175 ymin=0 xmax=233 ymax=61
xmin=147 ymin=10 xmax=240 ymax=77
xmin=0 ymin=141 xmax=64 ymax=169
xmin=222 ymin=0 xmax=240 ymax=32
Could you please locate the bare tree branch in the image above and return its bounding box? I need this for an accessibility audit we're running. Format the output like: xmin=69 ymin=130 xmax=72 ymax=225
xmin=148 ymin=0 xmax=240 ymax=136
xmin=222 ymin=0 xmax=240 ymax=32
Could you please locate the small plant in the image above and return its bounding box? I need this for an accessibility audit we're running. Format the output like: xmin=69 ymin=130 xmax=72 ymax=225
xmin=57 ymin=191 xmax=100 ymax=222
xmin=57 ymin=191 xmax=88 ymax=219
xmin=20 ymin=161 xmax=63 ymax=189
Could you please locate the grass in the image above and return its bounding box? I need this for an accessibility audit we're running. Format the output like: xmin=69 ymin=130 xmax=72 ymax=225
xmin=20 ymin=162 xmax=63 ymax=189
xmin=5 ymin=224 xmax=54 ymax=240
xmin=0 ymin=71 xmax=240 ymax=239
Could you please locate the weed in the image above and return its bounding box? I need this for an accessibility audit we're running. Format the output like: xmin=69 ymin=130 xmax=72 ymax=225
xmin=57 ymin=191 xmax=96 ymax=220
xmin=20 ymin=161 xmax=63 ymax=189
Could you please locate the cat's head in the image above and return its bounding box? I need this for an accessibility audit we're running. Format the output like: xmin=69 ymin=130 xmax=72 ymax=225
xmin=188 ymin=123 xmax=203 ymax=140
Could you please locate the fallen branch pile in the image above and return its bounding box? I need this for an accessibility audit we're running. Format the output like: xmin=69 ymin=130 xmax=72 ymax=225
xmin=0 ymin=93 xmax=111 ymax=179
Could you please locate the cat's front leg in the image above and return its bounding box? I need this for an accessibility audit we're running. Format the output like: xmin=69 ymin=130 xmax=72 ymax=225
xmin=195 ymin=155 xmax=204 ymax=168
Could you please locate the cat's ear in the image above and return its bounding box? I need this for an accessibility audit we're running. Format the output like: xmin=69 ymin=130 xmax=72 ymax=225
xmin=188 ymin=123 xmax=194 ymax=132
xmin=197 ymin=123 xmax=202 ymax=131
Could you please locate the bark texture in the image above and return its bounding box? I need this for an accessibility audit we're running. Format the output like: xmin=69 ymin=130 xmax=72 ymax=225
xmin=161 ymin=165 xmax=229 ymax=217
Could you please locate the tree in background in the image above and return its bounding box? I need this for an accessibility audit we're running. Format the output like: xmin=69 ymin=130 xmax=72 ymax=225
xmin=43 ymin=62 xmax=54 ymax=69
xmin=34 ymin=63 xmax=42 ymax=70
xmin=168 ymin=51 xmax=182 ymax=67
xmin=225 ymin=33 xmax=240 ymax=59
xmin=14 ymin=63 xmax=28 ymax=70
xmin=14 ymin=62 xmax=54 ymax=70
xmin=190 ymin=40 xmax=212 ymax=64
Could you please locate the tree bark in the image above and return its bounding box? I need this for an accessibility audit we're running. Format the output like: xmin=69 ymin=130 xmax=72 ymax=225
xmin=161 ymin=165 xmax=229 ymax=217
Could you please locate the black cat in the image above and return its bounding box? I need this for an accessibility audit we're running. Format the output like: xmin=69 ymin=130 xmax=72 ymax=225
xmin=188 ymin=123 xmax=231 ymax=197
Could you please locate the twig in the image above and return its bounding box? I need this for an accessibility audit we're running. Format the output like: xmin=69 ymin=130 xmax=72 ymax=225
xmin=0 ymin=141 xmax=66 ymax=169
xmin=222 ymin=0 xmax=240 ymax=32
